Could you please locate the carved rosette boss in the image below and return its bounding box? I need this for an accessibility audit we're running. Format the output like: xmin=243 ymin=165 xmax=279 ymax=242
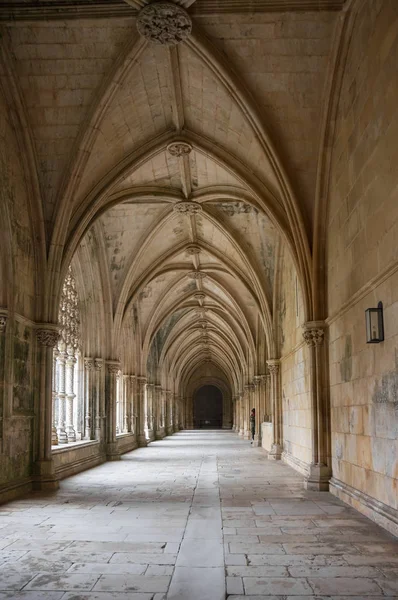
xmin=136 ymin=2 xmax=192 ymax=46
xmin=167 ymin=141 xmax=192 ymax=157
xmin=187 ymin=271 xmax=207 ymax=280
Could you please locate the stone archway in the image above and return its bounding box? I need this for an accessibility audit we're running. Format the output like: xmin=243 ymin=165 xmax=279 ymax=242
xmin=193 ymin=384 xmax=223 ymax=429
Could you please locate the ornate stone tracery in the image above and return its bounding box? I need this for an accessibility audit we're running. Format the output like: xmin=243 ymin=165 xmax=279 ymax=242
xmin=136 ymin=2 xmax=192 ymax=46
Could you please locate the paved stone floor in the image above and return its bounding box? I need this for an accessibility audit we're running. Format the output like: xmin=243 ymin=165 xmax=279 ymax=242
xmin=0 ymin=430 xmax=397 ymax=600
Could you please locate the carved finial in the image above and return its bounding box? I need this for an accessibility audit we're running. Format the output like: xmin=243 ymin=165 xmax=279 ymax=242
xmin=136 ymin=2 xmax=192 ymax=46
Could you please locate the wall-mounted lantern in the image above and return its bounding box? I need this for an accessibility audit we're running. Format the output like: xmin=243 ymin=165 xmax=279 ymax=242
xmin=365 ymin=301 xmax=384 ymax=343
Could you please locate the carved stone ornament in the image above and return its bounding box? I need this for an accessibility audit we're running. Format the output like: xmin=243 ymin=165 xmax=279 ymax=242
xmin=197 ymin=319 xmax=208 ymax=328
xmin=94 ymin=358 xmax=103 ymax=371
xmin=107 ymin=363 xmax=121 ymax=375
xmin=136 ymin=2 xmax=192 ymax=46
xmin=0 ymin=315 xmax=7 ymax=333
xmin=193 ymin=292 xmax=205 ymax=301
xmin=167 ymin=141 xmax=192 ymax=157
xmin=84 ymin=357 xmax=94 ymax=370
xmin=187 ymin=270 xmax=207 ymax=280
xmin=266 ymin=360 xmax=280 ymax=375
xmin=173 ymin=201 xmax=202 ymax=215
xmin=303 ymin=321 xmax=325 ymax=347
xmin=186 ymin=244 xmax=201 ymax=255
xmin=37 ymin=328 xmax=60 ymax=347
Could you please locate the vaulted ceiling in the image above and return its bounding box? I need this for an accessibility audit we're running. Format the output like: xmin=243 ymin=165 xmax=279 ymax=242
xmin=0 ymin=0 xmax=345 ymax=392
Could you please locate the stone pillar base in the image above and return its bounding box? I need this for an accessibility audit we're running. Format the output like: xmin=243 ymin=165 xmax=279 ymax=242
xmin=166 ymin=426 xmax=173 ymax=436
xmin=146 ymin=429 xmax=155 ymax=442
xmin=268 ymin=443 xmax=282 ymax=460
xmin=251 ymin=436 xmax=261 ymax=447
xmin=33 ymin=460 xmax=59 ymax=491
xmin=173 ymin=424 xmax=179 ymax=433
xmin=304 ymin=463 xmax=331 ymax=491
xmin=238 ymin=428 xmax=245 ymax=436
xmin=137 ymin=435 xmax=148 ymax=447
xmin=155 ymin=428 xmax=166 ymax=440
xmin=106 ymin=442 xmax=121 ymax=461
xmin=244 ymin=431 xmax=251 ymax=440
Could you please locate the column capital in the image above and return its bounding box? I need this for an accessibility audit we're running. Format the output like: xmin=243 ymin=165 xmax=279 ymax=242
xmin=130 ymin=374 xmax=136 ymax=383
xmin=155 ymin=384 xmax=162 ymax=391
xmin=84 ymin=357 xmax=94 ymax=370
xmin=106 ymin=360 xmax=121 ymax=375
xmin=266 ymin=359 xmax=280 ymax=374
xmin=36 ymin=325 xmax=60 ymax=347
xmin=302 ymin=321 xmax=326 ymax=346
xmin=94 ymin=358 xmax=103 ymax=370
xmin=137 ymin=376 xmax=147 ymax=384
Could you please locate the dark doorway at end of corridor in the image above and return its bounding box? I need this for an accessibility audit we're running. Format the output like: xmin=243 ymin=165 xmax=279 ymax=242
xmin=193 ymin=384 xmax=223 ymax=429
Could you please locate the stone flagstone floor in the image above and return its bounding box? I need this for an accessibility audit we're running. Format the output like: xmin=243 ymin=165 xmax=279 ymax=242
xmin=0 ymin=430 xmax=397 ymax=599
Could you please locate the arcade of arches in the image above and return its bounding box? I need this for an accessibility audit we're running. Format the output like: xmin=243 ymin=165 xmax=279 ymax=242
xmin=0 ymin=0 xmax=397 ymax=547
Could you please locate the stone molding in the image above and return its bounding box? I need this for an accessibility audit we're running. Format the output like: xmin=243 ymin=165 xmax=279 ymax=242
xmin=302 ymin=321 xmax=325 ymax=346
xmin=136 ymin=2 xmax=192 ymax=46
xmin=173 ymin=201 xmax=202 ymax=215
xmin=167 ymin=141 xmax=193 ymax=157
xmin=193 ymin=292 xmax=205 ymax=301
xmin=36 ymin=327 xmax=60 ymax=347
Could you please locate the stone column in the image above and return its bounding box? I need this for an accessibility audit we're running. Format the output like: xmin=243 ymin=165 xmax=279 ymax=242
xmin=122 ymin=375 xmax=130 ymax=433
xmin=303 ymin=321 xmax=331 ymax=491
xmin=84 ymin=357 xmax=94 ymax=440
xmin=105 ymin=360 xmax=121 ymax=460
xmin=267 ymin=359 xmax=282 ymax=460
xmin=56 ymin=343 xmax=68 ymax=444
xmin=146 ymin=383 xmax=155 ymax=441
xmin=52 ymin=348 xmax=59 ymax=445
xmin=0 ymin=315 xmax=7 ymax=443
xmin=137 ymin=376 xmax=148 ymax=447
xmin=130 ymin=375 xmax=136 ymax=434
xmin=166 ymin=390 xmax=173 ymax=435
xmin=155 ymin=385 xmax=165 ymax=439
xmin=35 ymin=326 xmax=60 ymax=490
xmin=173 ymin=394 xmax=179 ymax=432
xmin=265 ymin=371 xmax=271 ymax=419
xmin=94 ymin=358 xmax=103 ymax=441
xmin=252 ymin=377 xmax=262 ymax=447
xmin=65 ymin=348 xmax=77 ymax=442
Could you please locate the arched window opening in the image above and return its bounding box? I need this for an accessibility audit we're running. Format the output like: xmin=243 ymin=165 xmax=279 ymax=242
xmin=52 ymin=266 xmax=83 ymax=445
xmin=193 ymin=385 xmax=223 ymax=429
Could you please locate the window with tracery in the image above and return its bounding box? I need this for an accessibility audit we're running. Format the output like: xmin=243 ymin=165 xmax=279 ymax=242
xmin=52 ymin=266 xmax=82 ymax=445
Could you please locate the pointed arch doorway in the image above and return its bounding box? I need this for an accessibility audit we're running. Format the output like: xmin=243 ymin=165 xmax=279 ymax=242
xmin=193 ymin=384 xmax=223 ymax=429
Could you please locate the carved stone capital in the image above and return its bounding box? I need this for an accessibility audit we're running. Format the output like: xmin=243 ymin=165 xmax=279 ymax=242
xmin=303 ymin=321 xmax=325 ymax=347
xmin=174 ymin=201 xmax=202 ymax=215
xmin=266 ymin=359 xmax=280 ymax=375
xmin=0 ymin=315 xmax=7 ymax=333
xmin=94 ymin=358 xmax=103 ymax=371
xmin=107 ymin=361 xmax=121 ymax=375
xmin=84 ymin=357 xmax=94 ymax=370
xmin=167 ymin=141 xmax=192 ymax=157
xmin=136 ymin=2 xmax=192 ymax=46
xmin=188 ymin=271 xmax=207 ymax=280
xmin=137 ymin=376 xmax=148 ymax=385
xmin=36 ymin=327 xmax=60 ymax=347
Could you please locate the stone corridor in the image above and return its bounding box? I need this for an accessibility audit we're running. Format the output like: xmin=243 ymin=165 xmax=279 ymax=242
xmin=0 ymin=431 xmax=397 ymax=600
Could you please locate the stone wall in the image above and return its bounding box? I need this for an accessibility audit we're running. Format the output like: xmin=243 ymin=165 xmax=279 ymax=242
xmin=0 ymin=82 xmax=37 ymax=501
xmin=279 ymin=247 xmax=312 ymax=473
xmin=326 ymin=1 xmax=398 ymax=531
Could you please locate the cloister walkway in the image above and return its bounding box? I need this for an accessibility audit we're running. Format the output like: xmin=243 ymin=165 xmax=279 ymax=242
xmin=0 ymin=431 xmax=397 ymax=600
